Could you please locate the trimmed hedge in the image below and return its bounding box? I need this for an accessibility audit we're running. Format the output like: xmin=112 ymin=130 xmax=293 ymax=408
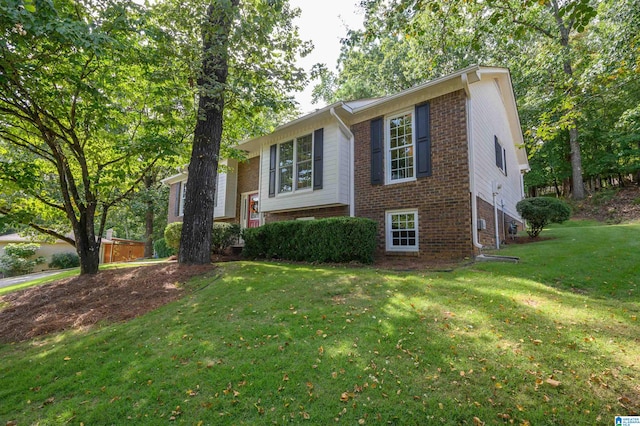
xmin=161 ymin=222 xmax=240 ymax=255
xmin=211 ymin=222 xmax=241 ymax=255
xmin=242 ymin=217 xmax=377 ymax=264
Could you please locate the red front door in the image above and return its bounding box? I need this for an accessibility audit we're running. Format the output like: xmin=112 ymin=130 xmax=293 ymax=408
xmin=247 ymin=192 xmax=260 ymax=228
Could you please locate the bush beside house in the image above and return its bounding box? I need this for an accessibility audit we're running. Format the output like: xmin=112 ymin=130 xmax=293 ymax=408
xmin=162 ymin=222 xmax=241 ymax=256
xmin=242 ymin=217 xmax=377 ymax=264
xmin=516 ymin=197 xmax=572 ymax=237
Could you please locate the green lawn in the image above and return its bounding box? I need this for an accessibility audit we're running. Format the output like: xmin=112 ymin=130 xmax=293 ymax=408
xmin=0 ymin=221 xmax=638 ymax=424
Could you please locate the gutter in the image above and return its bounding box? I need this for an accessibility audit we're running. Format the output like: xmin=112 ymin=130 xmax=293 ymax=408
xmin=463 ymin=74 xmax=483 ymax=251
xmin=330 ymin=107 xmax=356 ymax=217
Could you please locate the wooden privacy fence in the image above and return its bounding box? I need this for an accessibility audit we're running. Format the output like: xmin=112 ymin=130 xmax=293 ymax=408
xmin=102 ymin=238 xmax=145 ymax=264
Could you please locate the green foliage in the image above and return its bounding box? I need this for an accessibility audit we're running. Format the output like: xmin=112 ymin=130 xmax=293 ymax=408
xmin=242 ymin=217 xmax=377 ymax=264
xmin=211 ymin=222 xmax=241 ymax=255
xmin=153 ymin=238 xmax=176 ymax=258
xmin=163 ymin=221 xmax=239 ymax=255
xmin=0 ymin=243 xmax=44 ymax=277
xmin=163 ymin=222 xmax=183 ymax=250
xmin=48 ymin=252 xmax=80 ymax=270
xmin=516 ymin=197 xmax=572 ymax=237
xmin=0 ymin=0 xmax=192 ymax=274
xmin=315 ymin=0 xmax=640 ymax=197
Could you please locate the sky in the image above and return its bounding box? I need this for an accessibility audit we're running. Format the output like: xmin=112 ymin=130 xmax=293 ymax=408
xmin=288 ymin=0 xmax=364 ymax=114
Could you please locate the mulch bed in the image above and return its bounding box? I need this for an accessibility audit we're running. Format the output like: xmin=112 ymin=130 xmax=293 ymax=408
xmin=0 ymin=263 xmax=215 ymax=344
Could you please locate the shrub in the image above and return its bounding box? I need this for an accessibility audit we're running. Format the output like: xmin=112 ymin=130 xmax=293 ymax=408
xmin=516 ymin=197 xmax=572 ymax=238
xmin=153 ymin=238 xmax=176 ymax=258
xmin=243 ymin=217 xmax=377 ymax=264
xmin=48 ymin=252 xmax=80 ymax=269
xmin=211 ymin=222 xmax=241 ymax=255
xmin=164 ymin=222 xmax=183 ymax=250
xmin=0 ymin=243 xmax=45 ymax=277
xmin=163 ymin=221 xmax=242 ymax=256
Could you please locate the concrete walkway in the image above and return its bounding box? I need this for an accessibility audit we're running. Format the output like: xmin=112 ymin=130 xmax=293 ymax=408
xmin=0 ymin=270 xmax=65 ymax=289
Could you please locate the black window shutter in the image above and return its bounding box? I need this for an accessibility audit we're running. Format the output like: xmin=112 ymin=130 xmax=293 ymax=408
xmin=503 ymin=147 xmax=507 ymax=176
xmin=494 ymin=136 xmax=503 ymax=170
xmin=415 ymin=102 xmax=432 ymax=178
xmin=175 ymin=181 xmax=182 ymax=216
xmin=370 ymin=118 xmax=384 ymax=185
xmin=268 ymin=144 xmax=277 ymax=198
xmin=313 ymin=128 xmax=324 ymax=190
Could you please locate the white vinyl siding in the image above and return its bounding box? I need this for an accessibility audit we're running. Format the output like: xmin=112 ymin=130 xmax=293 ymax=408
xmin=469 ymin=78 xmax=525 ymax=221
xmin=260 ymin=121 xmax=349 ymax=213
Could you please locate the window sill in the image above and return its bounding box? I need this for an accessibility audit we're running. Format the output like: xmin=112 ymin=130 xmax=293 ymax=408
xmin=385 ymin=250 xmax=420 ymax=256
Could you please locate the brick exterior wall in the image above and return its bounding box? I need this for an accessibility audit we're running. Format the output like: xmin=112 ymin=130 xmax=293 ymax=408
xmin=476 ymin=197 xmax=524 ymax=248
xmin=353 ymin=90 xmax=474 ymax=261
xmin=233 ymin=157 xmax=260 ymax=224
xmin=167 ymin=182 xmax=182 ymax=224
xmin=264 ymin=205 xmax=349 ymax=223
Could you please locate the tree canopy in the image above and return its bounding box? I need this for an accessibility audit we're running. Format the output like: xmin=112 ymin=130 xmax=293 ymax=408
xmin=0 ymin=0 xmax=193 ymax=273
xmin=1 ymin=0 xmax=310 ymax=272
xmin=313 ymin=0 xmax=640 ymax=198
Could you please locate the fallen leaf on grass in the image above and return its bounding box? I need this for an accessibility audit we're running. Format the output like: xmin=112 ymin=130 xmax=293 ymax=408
xmin=473 ymin=416 xmax=484 ymax=425
xmin=545 ymin=378 xmax=561 ymax=387
xmin=340 ymin=392 xmax=354 ymax=402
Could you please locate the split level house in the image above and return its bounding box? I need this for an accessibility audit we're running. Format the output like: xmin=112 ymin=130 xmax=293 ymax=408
xmin=162 ymin=65 xmax=530 ymax=261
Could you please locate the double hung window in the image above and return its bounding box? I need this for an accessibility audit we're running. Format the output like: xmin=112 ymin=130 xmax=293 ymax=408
xmin=278 ymin=134 xmax=313 ymax=194
xmin=386 ymin=210 xmax=419 ymax=252
xmin=387 ymin=111 xmax=415 ymax=183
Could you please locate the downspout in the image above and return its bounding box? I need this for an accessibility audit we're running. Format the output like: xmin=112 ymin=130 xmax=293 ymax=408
xmin=493 ymin=190 xmax=500 ymax=250
xmin=257 ymin=148 xmax=264 ymax=226
xmin=463 ymin=75 xmax=483 ymax=250
xmin=330 ymin=106 xmax=355 ymax=217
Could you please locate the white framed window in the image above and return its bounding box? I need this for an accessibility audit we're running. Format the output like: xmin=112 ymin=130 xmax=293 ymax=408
xmin=296 ymin=134 xmax=313 ymax=190
xmin=387 ymin=111 xmax=415 ymax=183
xmin=494 ymin=135 xmax=507 ymax=175
xmin=277 ymin=134 xmax=313 ymax=194
xmin=278 ymin=140 xmax=294 ymax=193
xmin=386 ymin=209 xmax=419 ymax=252
xmin=178 ymin=180 xmax=187 ymax=216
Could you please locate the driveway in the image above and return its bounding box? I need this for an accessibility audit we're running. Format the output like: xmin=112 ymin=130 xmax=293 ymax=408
xmin=0 ymin=270 xmax=65 ymax=289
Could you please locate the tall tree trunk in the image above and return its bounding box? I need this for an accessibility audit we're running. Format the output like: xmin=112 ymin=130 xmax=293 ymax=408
xmin=74 ymin=215 xmax=101 ymax=275
xmin=144 ymin=174 xmax=154 ymax=258
xmin=179 ymin=0 xmax=239 ymax=265
xmin=554 ymin=2 xmax=585 ymax=200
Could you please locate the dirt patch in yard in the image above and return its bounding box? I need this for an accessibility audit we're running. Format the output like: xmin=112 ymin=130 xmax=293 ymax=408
xmin=573 ymin=185 xmax=640 ymax=223
xmin=0 ymin=263 xmax=215 ymax=344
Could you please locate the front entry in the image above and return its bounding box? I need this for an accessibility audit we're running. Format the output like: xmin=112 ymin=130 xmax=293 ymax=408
xmin=246 ymin=192 xmax=260 ymax=228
